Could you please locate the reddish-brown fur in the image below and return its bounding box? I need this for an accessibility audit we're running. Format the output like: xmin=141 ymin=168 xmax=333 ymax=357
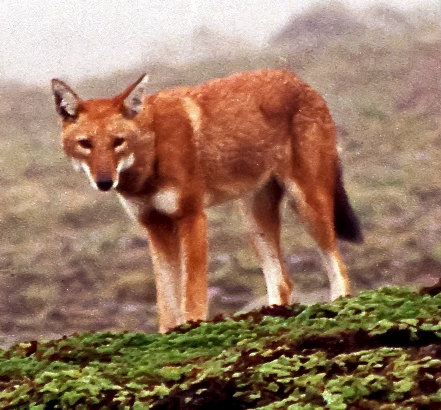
xmin=52 ymin=69 xmax=362 ymax=332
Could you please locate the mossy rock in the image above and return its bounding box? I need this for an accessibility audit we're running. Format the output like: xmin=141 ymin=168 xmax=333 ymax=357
xmin=0 ymin=286 xmax=440 ymax=409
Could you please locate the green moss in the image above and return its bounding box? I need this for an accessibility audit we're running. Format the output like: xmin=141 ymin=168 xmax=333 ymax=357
xmin=0 ymin=287 xmax=440 ymax=409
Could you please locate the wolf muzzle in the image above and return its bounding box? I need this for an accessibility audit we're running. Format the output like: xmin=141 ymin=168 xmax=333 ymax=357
xmin=96 ymin=178 xmax=114 ymax=191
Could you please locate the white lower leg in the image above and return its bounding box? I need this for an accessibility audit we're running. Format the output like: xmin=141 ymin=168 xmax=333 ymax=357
xmin=259 ymin=244 xmax=291 ymax=305
xmin=321 ymin=250 xmax=350 ymax=300
xmin=240 ymin=203 xmax=292 ymax=305
xmin=148 ymin=239 xmax=182 ymax=332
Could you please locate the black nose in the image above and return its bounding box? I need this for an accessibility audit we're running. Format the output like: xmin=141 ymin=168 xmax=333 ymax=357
xmin=96 ymin=179 xmax=113 ymax=191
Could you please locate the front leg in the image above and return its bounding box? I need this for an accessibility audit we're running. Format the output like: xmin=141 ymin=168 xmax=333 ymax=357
xmin=177 ymin=211 xmax=208 ymax=323
xmin=141 ymin=210 xmax=183 ymax=332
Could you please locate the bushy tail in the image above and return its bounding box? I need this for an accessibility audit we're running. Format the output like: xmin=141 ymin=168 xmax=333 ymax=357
xmin=334 ymin=163 xmax=363 ymax=243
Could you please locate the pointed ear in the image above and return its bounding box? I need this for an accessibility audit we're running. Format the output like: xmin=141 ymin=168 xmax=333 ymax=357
xmin=51 ymin=79 xmax=82 ymax=122
xmin=120 ymin=74 xmax=149 ymax=117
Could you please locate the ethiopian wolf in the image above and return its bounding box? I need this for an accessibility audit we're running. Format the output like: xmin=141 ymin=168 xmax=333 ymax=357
xmin=52 ymin=69 xmax=362 ymax=332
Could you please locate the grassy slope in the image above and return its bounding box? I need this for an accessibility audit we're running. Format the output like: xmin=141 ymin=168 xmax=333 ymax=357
xmin=0 ymin=286 xmax=440 ymax=409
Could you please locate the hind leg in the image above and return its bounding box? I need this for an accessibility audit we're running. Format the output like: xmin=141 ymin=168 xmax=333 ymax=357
xmin=239 ymin=179 xmax=293 ymax=305
xmin=321 ymin=249 xmax=350 ymax=300
xmin=283 ymin=177 xmax=350 ymax=300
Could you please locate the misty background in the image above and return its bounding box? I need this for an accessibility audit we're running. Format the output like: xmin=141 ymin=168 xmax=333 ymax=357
xmin=0 ymin=0 xmax=437 ymax=85
xmin=1 ymin=1 xmax=441 ymax=347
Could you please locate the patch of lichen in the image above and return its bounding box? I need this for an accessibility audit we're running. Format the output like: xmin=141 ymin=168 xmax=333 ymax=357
xmin=0 ymin=287 xmax=440 ymax=409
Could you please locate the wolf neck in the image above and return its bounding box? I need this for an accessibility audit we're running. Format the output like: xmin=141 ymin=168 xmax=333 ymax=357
xmin=116 ymin=159 xmax=158 ymax=196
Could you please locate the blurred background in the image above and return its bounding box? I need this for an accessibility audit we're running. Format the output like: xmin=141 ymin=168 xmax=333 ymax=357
xmin=1 ymin=0 xmax=441 ymax=347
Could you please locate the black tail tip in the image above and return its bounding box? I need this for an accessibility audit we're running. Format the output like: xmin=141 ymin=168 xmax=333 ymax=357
xmin=334 ymin=164 xmax=363 ymax=244
xmin=336 ymin=216 xmax=364 ymax=244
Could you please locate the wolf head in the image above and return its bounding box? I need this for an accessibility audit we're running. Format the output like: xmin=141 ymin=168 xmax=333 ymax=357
xmin=52 ymin=74 xmax=151 ymax=191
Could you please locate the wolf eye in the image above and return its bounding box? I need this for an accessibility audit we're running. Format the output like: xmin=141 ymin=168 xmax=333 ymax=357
xmin=78 ymin=139 xmax=93 ymax=149
xmin=113 ymin=137 xmax=126 ymax=148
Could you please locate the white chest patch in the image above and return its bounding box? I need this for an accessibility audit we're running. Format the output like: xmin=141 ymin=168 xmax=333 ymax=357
xmin=117 ymin=187 xmax=181 ymax=221
xmin=151 ymin=187 xmax=180 ymax=215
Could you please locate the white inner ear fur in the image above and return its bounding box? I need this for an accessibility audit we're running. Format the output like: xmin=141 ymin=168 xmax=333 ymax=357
xmin=124 ymin=75 xmax=150 ymax=114
xmin=61 ymin=99 xmax=78 ymax=117
xmin=53 ymin=82 xmax=79 ymax=117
